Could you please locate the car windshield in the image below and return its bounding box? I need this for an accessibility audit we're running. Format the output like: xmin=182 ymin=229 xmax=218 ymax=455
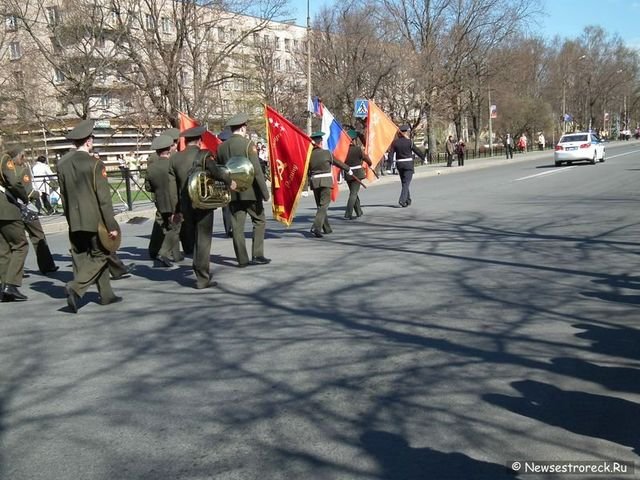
xmin=561 ymin=134 xmax=588 ymax=143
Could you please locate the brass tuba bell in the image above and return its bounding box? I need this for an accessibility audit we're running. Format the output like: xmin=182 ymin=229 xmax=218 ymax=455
xmin=187 ymin=155 xmax=254 ymax=209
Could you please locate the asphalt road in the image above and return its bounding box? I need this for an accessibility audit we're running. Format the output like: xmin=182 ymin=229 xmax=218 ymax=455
xmin=2 ymin=142 xmax=639 ymax=479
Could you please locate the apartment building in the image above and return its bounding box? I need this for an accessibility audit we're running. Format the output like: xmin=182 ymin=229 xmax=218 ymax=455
xmin=0 ymin=0 xmax=307 ymax=167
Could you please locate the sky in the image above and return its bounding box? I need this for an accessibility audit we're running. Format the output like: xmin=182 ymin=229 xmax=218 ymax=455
xmin=288 ymin=0 xmax=640 ymax=50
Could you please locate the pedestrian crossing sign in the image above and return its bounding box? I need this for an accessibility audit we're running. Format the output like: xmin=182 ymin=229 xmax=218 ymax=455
xmin=354 ymin=99 xmax=368 ymax=118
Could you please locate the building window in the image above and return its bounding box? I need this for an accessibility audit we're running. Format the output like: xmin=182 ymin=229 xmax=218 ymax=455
xmin=99 ymin=94 xmax=111 ymax=109
xmin=274 ymin=36 xmax=280 ymax=50
xmin=161 ymin=17 xmax=171 ymax=34
xmin=253 ymin=33 xmax=260 ymax=46
xmin=179 ymin=69 xmax=187 ymax=86
xmin=293 ymin=39 xmax=299 ymax=50
xmin=13 ymin=71 xmax=24 ymax=89
xmin=263 ymin=35 xmax=270 ymax=47
xmin=5 ymin=14 xmax=18 ymax=31
xmin=274 ymin=58 xmax=281 ymax=71
xmin=51 ymin=37 xmax=62 ymax=54
xmin=53 ymin=68 xmax=65 ymax=83
xmin=234 ymin=78 xmax=243 ymax=91
xmin=229 ymin=28 xmax=236 ymax=40
xmin=223 ymin=80 xmax=232 ymax=91
xmin=145 ymin=14 xmax=155 ymax=30
xmin=285 ymin=59 xmax=291 ymax=72
xmin=284 ymin=38 xmax=290 ymax=52
xmin=218 ymin=27 xmax=225 ymax=43
xmin=9 ymin=41 xmax=21 ymax=60
xmin=46 ymin=6 xmax=61 ymax=27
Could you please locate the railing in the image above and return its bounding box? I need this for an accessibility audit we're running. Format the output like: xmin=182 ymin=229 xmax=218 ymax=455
xmin=34 ymin=168 xmax=153 ymax=212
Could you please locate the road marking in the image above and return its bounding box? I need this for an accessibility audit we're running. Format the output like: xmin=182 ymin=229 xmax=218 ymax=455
xmin=607 ymin=149 xmax=640 ymax=159
xmin=514 ymin=166 xmax=575 ymax=181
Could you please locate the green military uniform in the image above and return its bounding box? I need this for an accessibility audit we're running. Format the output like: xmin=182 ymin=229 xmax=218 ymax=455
xmin=147 ymin=128 xmax=180 ymax=259
xmin=308 ymin=132 xmax=350 ymax=237
xmin=344 ymin=130 xmax=372 ymax=219
xmin=0 ymin=150 xmax=30 ymax=300
xmin=216 ymin=113 xmax=270 ymax=267
xmin=57 ymin=120 xmax=120 ymax=311
xmin=19 ymin=163 xmax=58 ymax=274
xmin=145 ymin=135 xmax=181 ymax=266
xmin=168 ymin=126 xmax=231 ymax=288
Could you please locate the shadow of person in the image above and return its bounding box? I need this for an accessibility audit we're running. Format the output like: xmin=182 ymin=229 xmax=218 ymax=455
xmin=483 ymin=380 xmax=640 ymax=455
xmin=550 ymin=357 xmax=640 ymax=394
xmin=572 ymin=323 xmax=640 ymax=361
xmin=360 ymin=430 xmax=514 ymax=480
xmin=581 ymin=290 xmax=640 ymax=305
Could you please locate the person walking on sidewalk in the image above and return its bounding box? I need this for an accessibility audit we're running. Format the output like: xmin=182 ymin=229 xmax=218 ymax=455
xmin=504 ymin=134 xmax=514 ymax=159
xmin=445 ymin=135 xmax=455 ymax=167
xmin=456 ymin=140 xmax=466 ymax=167
xmin=389 ymin=125 xmax=426 ymax=207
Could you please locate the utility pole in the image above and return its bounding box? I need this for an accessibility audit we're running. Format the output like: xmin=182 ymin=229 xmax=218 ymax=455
xmin=306 ymin=0 xmax=312 ymax=135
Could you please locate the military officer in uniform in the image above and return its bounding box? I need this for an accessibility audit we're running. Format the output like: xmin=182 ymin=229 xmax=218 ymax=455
xmin=344 ymin=129 xmax=372 ymax=220
xmin=19 ymin=161 xmax=58 ymax=274
xmin=146 ymin=127 xmax=181 ymax=261
xmin=308 ymin=131 xmax=352 ymax=238
xmin=168 ymin=125 xmax=235 ymax=289
xmin=0 ymin=146 xmax=31 ymax=301
xmin=216 ymin=113 xmax=270 ymax=268
xmin=56 ymin=120 xmax=121 ymax=313
xmin=216 ymin=128 xmax=234 ymax=238
xmin=388 ymin=125 xmax=425 ymax=207
xmin=145 ymin=134 xmax=181 ymax=268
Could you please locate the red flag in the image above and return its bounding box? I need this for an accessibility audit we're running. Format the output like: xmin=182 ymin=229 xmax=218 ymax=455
xmin=177 ymin=111 xmax=221 ymax=155
xmin=265 ymin=105 xmax=313 ymax=226
xmin=178 ymin=112 xmax=198 ymax=151
xmin=365 ymin=100 xmax=398 ymax=181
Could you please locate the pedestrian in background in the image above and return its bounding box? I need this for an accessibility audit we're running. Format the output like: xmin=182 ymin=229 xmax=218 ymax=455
xmin=505 ymin=134 xmax=514 ymax=159
xmin=32 ymin=156 xmax=55 ymax=215
xmin=445 ymin=135 xmax=455 ymax=167
xmin=456 ymin=140 xmax=466 ymax=166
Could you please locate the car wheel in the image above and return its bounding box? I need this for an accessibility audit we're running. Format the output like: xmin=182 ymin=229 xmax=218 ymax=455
xmin=599 ymin=152 xmax=605 ymax=163
xmin=590 ymin=153 xmax=596 ymax=165
xmin=555 ymin=161 xmax=561 ymax=167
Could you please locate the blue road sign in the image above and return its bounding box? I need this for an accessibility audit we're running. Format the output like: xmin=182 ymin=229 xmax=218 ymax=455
xmin=354 ymin=99 xmax=368 ymax=118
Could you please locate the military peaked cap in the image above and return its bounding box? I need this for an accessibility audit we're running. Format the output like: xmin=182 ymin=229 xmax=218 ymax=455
xmin=6 ymin=145 xmax=25 ymax=158
xmin=66 ymin=119 xmax=95 ymax=140
xmin=151 ymin=134 xmax=174 ymax=151
xmin=180 ymin=125 xmax=206 ymax=138
xmin=347 ymin=129 xmax=359 ymax=139
xmin=217 ymin=128 xmax=232 ymax=141
xmin=399 ymin=124 xmax=410 ymax=132
xmin=162 ymin=128 xmax=180 ymax=141
xmin=225 ymin=112 xmax=249 ymax=128
xmin=310 ymin=131 xmax=325 ymax=139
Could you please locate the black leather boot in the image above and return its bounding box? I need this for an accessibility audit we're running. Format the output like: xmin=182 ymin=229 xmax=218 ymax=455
xmin=2 ymin=284 xmax=28 ymax=302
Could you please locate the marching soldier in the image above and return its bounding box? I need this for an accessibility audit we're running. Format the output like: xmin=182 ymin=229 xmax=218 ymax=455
xmin=19 ymin=162 xmax=58 ymax=274
xmin=344 ymin=129 xmax=371 ymax=220
xmin=0 ymin=146 xmax=30 ymax=301
xmin=57 ymin=120 xmax=121 ymax=313
xmin=308 ymin=131 xmax=352 ymax=238
xmin=216 ymin=113 xmax=270 ymax=268
xmin=388 ymin=125 xmax=425 ymax=207
xmin=216 ymin=128 xmax=234 ymax=238
xmin=147 ymin=127 xmax=181 ymax=260
xmin=145 ymin=134 xmax=181 ymax=267
xmin=168 ymin=125 xmax=235 ymax=289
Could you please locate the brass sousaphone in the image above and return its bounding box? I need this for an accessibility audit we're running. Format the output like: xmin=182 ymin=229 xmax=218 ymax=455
xmin=188 ymin=154 xmax=254 ymax=209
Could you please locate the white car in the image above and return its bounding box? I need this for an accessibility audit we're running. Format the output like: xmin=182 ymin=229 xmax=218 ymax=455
xmin=554 ymin=132 xmax=605 ymax=166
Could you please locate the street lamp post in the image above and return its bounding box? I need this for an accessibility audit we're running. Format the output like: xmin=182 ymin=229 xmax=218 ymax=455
xmin=306 ymin=0 xmax=312 ymax=135
xmin=562 ymin=54 xmax=586 ymax=134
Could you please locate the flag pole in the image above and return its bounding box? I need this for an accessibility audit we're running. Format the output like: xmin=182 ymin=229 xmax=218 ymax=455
xmin=306 ymin=0 xmax=312 ymax=135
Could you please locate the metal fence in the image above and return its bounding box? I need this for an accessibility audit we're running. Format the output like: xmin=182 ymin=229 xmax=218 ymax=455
xmin=34 ymin=168 xmax=153 ymax=213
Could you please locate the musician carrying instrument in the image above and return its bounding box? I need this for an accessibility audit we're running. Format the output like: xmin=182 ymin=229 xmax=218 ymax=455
xmin=187 ymin=151 xmax=254 ymax=209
